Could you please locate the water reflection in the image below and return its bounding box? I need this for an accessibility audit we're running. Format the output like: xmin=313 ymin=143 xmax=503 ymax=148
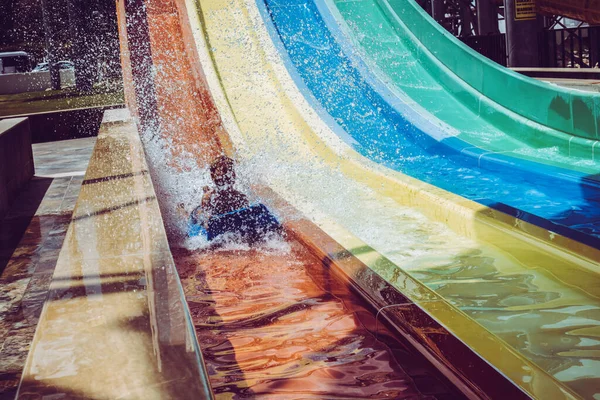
xmin=409 ymin=251 xmax=600 ymax=398
xmin=172 ymin=240 xmax=461 ymax=399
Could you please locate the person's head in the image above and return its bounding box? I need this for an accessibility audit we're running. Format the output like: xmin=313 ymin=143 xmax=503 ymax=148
xmin=209 ymin=155 xmax=236 ymax=187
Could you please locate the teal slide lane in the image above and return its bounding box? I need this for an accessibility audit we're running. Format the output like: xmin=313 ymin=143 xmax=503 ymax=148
xmin=330 ymin=0 xmax=600 ymax=172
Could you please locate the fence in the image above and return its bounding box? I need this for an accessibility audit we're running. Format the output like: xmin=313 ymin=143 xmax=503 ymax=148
xmin=540 ymin=26 xmax=600 ymax=68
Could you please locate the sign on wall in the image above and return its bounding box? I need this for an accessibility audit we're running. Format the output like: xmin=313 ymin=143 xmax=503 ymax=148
xmin=515 ymin=0 xmax=536 ymax=20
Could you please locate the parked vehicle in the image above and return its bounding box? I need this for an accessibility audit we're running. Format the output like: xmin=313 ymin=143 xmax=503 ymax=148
xmin=32 ymin=61 xmax=75 ymax=72
xmin=0 ymin=51 xmax=32 ymax=74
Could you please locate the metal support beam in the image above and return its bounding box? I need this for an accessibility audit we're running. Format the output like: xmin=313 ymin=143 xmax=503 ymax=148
xmin=40 ymin=0 xmax=61 ymax=90
xmin=591 ymin=28 xmax=600 ymax=68
xmin=477 ymin=0 xmax=499 ymax=35
xmin=68 ymin=0 xmax=100 ymax=92
xmin=503 ymin=0 xmax=543 ymax=67
xmin=431 ymin=0 xmax=445 ymax=24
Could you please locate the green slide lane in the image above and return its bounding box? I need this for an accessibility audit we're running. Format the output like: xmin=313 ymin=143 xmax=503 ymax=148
xmin=330 ymin=0 xmax=600 ymax=173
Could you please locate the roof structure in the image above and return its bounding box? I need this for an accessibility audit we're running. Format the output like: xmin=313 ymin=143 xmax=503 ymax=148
xmin=537 ymin=0 xmax=600 ymax=24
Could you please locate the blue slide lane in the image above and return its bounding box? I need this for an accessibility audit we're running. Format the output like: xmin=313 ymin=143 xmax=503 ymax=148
xmin=256 ymin=0 xmax=600 ymax=248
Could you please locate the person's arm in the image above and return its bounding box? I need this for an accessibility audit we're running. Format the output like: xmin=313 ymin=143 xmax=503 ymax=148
xmin=198 ymin=186 xmax=214 ymax=226
xmin=200 ymin=188 xmax=209 ymax=205
xmin=201 ymin=186 xmax=213 ymax=209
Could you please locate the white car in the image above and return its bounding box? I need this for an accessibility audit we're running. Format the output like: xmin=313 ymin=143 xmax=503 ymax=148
xmin=32 ymin=61 xmax=75 ymax=72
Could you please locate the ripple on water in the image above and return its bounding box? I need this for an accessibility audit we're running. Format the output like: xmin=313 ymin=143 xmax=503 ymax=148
xmin=408 ymin=252 xmax=600 ymax=398
xmin=172 ymin=240 xmax=460 ymax=399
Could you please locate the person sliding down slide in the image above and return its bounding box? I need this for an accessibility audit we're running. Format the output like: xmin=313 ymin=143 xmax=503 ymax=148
xmin=187 ymin=155 xmax=281 ymax=243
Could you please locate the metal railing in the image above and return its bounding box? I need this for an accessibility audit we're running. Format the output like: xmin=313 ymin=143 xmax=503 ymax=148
xmin=541 ymin=26 xmax=600 ymax=68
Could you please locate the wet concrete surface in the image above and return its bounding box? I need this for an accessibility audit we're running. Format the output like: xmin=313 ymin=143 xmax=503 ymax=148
xmin=173 ymin=239 xmax=463 ymax=399
xmin=0 ymin=137 xmax=95 ymax=400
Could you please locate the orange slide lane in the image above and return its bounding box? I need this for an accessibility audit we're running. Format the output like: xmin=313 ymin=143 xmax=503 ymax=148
xmin=116 ymin=0 xmax=230 ymax=170
xmin=173 ymin=242 xmax=461 ymax=399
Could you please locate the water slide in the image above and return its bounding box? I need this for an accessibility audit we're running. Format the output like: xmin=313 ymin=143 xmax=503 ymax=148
xmin=261 ymin=0 xmax=600 ymax=248
xmin=114 ymin=0 xmax=600 ymax=398
xmin=326 ymin=0 xmax=600 ymax=165
xmin=333 ymin=0 xmax=600 ymax=144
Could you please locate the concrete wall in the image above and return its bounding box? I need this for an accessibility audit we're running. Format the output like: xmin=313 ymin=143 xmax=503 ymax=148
xmin=0 ymin=70 xmax=75 ymax=95
xmin=29 ymin=108 xmax=106 ymax=143
xmin=0 ymin=118 xmax=34 ymax=217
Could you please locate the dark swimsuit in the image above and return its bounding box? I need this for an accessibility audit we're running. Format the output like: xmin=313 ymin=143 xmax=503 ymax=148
xmin=188 ymin=189 xmax=281 ymax=241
